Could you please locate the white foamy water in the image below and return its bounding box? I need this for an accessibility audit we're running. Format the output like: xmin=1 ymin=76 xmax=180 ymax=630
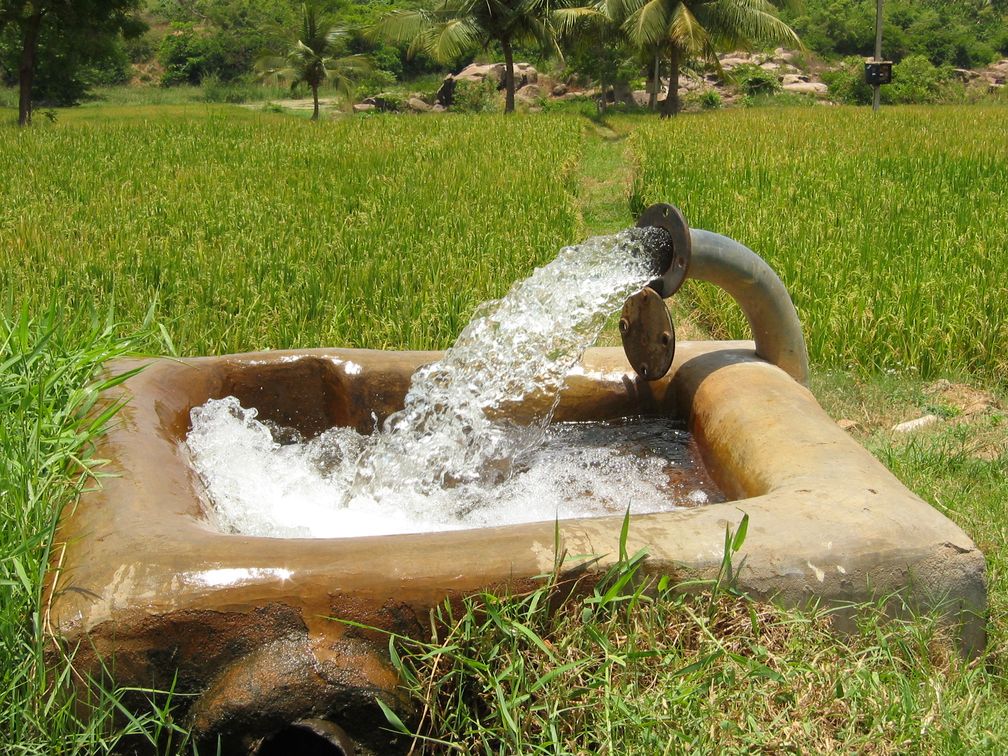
xmin=187 ymin=228 xmax=721 ymax=538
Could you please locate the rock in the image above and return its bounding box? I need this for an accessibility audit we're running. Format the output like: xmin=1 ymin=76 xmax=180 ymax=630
xmin=352 ymin=103 xmax=375 ymax=113
xmin=360 ymin=94 xmax=400 ymax=112
xmin=719 ymin=55 xmax=750 ymax=69
xmin=406 ymin=96 xmax=431 ymax=112
xmin=952 ymin=68 xmax=978 ymax=82
xmin=837 ymin=419 xmax=860 ymax=431
xmin=431 ymin=103 xmax=446 ymax=113
xmin=782 ymin=81 xmax=828 ymax=96
xmin=892 ymin=415 xmax=940 ymax=433
xmin=516 ymin=83 xmax=541 ymax=103
xmin=782 ymin=74 xmax=809 ymax=85
xmin=760 ymin=61 xmax=780 ymax=71
xmin=437 ymin=62 xmax=539 ymax=107
xmin=551 ymin=82 xmax=567 ymax=97
xmin=774 ymin=47 xmax=799 ymax=63
xmin=632 ymin=89 xmax=650 ymax=107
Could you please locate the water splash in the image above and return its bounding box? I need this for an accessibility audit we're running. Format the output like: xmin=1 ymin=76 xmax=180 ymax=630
xmin=187 ymin=227 xmax=720 ymax=538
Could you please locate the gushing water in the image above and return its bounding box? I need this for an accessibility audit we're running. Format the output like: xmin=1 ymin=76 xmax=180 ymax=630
xmin=187 ymin=228 xmax=720 ymax=538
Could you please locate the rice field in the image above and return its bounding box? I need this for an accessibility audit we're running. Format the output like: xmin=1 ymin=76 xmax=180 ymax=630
xmin=2 ymin=102 xmax=1007 ymax=752
xmin=1 ymin=107 xmax=581 ymax=355
xmin=631 ymin=106 xmax=1008 ymax=383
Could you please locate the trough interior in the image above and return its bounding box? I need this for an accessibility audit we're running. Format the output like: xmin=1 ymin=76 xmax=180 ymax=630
xmin=168 ymin=353 xmax=730 ymax=529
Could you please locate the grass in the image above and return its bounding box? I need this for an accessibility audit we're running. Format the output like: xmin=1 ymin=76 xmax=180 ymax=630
xmin=0 ymin=305 xmax=192 ymax=752
xmin=0 ymin=107 xmax=581 ymax=355
xmin=0 ymin=102 xmax=1005 ymax=752
xmin=630 ymin=106 xmax=1008 ymax=384
xmin=380 ymin=539 xmax=1003 ymax=753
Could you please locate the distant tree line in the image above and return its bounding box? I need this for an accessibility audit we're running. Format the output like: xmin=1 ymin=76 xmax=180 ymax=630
xmin=781 ymin=0 xmax=1008 ymax=69
xmin=2 ymin=0 xmax=1006 ymax=125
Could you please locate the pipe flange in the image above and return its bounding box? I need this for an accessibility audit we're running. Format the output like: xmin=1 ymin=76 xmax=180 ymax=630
xmin=636 ymin=203 xmax=691 ymax=298
xmin=619 ymin=287 xmax=675 ymax=381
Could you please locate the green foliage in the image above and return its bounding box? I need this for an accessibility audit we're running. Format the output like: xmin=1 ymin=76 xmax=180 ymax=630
xmin=732 ymin=63 xmax=781 ymax=97
xmin=883 ymin=54 xmax=941 ymax=105
xmin=632 ymin=106 xmax=1008 ymax=380
xmin=821 ymin=55 xmax=873 ymax=104
xmin=698 ymin=89 xmax=722 ymax=109
xmin=451 ymin=77 xmax=498 ymax=112
xmin=0 ymin=0 xmax=145 ymax=106
xmin=781 ymin=0 xmax=1007 ymax=68
xmin=0 ymin=305 xmax=189 ymax=751
xmin=373 ymin=0 xmax=565 ymax=111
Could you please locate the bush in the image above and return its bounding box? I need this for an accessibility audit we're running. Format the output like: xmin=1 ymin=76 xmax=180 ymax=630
xmin=884 ymin=54 xmax=943 ymax=104
xmin=732 ymin=64 xmax=781 ymax=97
xmin=699 ymin=90 xmax=722 ymax=109
xmin=452 ymin=78 xmax=498 ymax=113
xmin=822 ymin=56 xmax=873 ymax=105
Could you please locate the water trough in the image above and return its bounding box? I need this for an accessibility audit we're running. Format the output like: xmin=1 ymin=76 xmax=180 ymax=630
xmin=44 ymin=205 xmax=986 ymax=754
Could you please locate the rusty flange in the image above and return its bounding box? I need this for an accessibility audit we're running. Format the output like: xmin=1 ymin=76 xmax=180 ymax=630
xmin=636 ymin=203 xmax=691 ymax=298
xmin=619 ymin=287 xmax=675 ymax=381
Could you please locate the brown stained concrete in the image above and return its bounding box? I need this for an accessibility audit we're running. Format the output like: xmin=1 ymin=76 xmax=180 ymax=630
xmin=43 ymin=341 xmax=986 ymax=753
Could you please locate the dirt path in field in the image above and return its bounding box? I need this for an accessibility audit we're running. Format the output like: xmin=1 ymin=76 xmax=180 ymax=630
xmin=575 ymin=121 xmax=709 ymax=346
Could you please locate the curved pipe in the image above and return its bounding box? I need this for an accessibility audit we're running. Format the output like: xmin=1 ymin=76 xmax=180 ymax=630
xmin=685 ymin=229 xmax=809 ymax=385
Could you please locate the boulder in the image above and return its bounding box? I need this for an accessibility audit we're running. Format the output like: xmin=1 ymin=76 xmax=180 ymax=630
xmin=454 ymin=62 xmax=538 ymax=88
xmin=719 ymin=55 xmax=750 ymax=69
xmin=352 ymin=103 xmax=375 ymax=113
xmin=782 ymin=73 xmax=810 ymax=85
xmin=436 ymin=62 xmax=539 ymax=107
xmin=516 ymin=83 xmax=541 ymax=104
xmin=782 ymin=81 xmax=828 ymax=96
xmin=406 ymin=96 xmax=431 ymax=112
xmin=431 ymin=103 xmax=446 ymax=113
xmin=774 ymin=47 xmax=799 ymax=64
xmin=551 ymin=82 xmax=567 ymax=97
xmin=360 ymin=94 xmax=400 ymax=112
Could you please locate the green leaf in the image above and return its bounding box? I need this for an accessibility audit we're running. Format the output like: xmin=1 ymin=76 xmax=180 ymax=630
xmin=732 ymin=512 xmax=749 ymax=552
xmin=375 ymin=696 xmax=411 ymax=735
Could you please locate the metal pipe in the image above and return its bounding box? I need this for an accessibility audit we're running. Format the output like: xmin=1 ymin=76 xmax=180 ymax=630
xmin=686 ymin=229 xmax=809 ymax=385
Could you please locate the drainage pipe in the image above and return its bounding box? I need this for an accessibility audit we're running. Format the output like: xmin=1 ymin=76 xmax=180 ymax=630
xmin=685 ymin=228 xmax=809 ymax=386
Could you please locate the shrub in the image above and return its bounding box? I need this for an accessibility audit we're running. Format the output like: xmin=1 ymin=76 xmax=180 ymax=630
xmin=732 ymin=64 xmax=781 ymax=97
xmin=884 ymin=54 xmax=942 ymax=104
xmin=452 ymin=78 xmax=498 ymax=113
xmin=699 ymin=90 xmax=722 ymax=109
xmin=821 ymin=56 xmax=873 ymax=105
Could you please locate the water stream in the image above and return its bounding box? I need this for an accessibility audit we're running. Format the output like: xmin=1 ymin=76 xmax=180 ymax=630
xmin=187 ymin=228 xmax=722 ymax=538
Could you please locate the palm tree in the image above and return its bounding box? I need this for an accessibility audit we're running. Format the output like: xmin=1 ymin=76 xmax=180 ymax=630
xmin=258 ymin=3 xmax=372 ymax=121
xmin=563 ymin=0 xmax=799 ymax=116
xmin=374 ymin=0 xmax=563 ymax=114
xmin=628 ymin=0 xmax=799 ymax=115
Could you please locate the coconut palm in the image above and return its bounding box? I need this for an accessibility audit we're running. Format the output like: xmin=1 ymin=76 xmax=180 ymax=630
xmin=373 ymin=0 xmax=563 ymax=113
xmin=258 ymin=3 xmax=372 ymax=121
xmin=628 ymin=0 xmax=799 ymax=115
xmin=561 ymin=0 xmax=799 ymax=116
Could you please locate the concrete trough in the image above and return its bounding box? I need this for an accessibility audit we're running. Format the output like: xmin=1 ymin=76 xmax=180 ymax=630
xmin=44 ymin=341 xmax=986 ymax=754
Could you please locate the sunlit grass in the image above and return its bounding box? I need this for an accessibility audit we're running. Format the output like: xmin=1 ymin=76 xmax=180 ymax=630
xmin=630 ymin=106 xmax=1008 ymax=384
xmin=1 ymin=109 xmax=581 ymax=356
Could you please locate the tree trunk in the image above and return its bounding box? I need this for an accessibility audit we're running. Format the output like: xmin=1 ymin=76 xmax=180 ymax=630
xmin=501 ymin=36 xmax=515 ymax=114
xmin=648 ymin=53 xmax=659 ymax=111
xmin=660 ymin=46 xmax=681 ymax=118
xmin=598 ymin=75 xmax=608 ymax=113
xmin=18 ymin=11 xmax=44 ymax=128
xmin=311 ymin=83 xmax=320 ymax=121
